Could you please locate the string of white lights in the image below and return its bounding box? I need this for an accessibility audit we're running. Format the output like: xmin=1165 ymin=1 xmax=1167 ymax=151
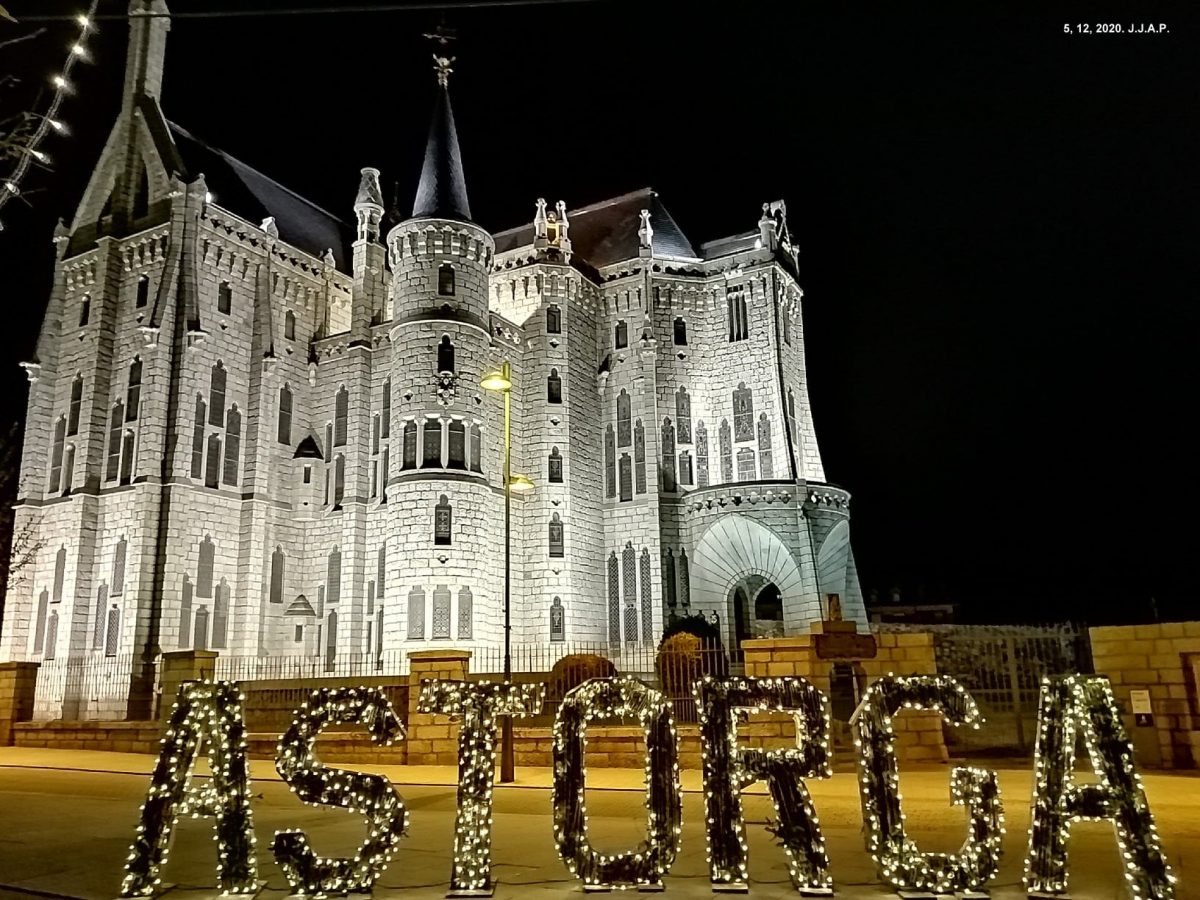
xmin=0 ymin=1 xmax=100 ymax=232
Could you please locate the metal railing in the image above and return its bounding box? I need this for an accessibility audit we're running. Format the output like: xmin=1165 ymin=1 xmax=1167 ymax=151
xmin=34 ymin=652 xmax=138 ymax=720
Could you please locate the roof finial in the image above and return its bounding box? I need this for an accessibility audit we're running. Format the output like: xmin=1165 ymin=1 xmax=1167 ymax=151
xmin=423 ymin=21 xmax=458 ymax=88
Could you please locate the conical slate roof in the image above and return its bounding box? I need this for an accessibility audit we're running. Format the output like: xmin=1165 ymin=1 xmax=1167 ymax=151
xmin=412 ymin=85 xmax=472 ymax=222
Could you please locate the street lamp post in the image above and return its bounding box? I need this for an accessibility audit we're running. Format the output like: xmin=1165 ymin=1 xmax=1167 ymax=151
xmin=480 ymin=360 xmax=533 ymax=784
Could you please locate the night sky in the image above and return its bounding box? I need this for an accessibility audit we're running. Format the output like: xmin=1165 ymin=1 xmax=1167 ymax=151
xmin=2 ymin=1 xmax=1197 ymax=624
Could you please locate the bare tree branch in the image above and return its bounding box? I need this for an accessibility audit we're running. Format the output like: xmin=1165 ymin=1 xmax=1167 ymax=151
xmin=0 ymin=27 xmax=45 ymax=51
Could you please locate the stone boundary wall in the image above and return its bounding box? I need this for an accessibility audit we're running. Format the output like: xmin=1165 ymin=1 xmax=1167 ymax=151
xmin=1090 ymin=622 xmax=1200 ymax=768
xmin=13 ymin=720 xmax=161 ymax=754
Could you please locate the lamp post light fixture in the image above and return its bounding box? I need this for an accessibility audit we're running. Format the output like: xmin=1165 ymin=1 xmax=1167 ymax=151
xmin=480 ymin=360 xmax=533 ymax=784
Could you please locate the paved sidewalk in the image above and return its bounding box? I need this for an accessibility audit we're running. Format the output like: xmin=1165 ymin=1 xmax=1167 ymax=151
xmin=1 ymin=748 xmax=1198 ymax=899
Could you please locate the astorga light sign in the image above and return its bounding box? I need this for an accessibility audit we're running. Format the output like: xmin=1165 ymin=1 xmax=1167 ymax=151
xmin=119 ymin=674 xmax=1176 ymax=900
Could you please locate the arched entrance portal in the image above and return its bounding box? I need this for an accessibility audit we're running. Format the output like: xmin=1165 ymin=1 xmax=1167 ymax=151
xmin=690 ymin=515 xmax=816 ymax=652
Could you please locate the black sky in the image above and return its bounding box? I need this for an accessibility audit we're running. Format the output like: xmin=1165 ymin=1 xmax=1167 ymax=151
xmin=2 ymin=0 xmax=1198 ymax=624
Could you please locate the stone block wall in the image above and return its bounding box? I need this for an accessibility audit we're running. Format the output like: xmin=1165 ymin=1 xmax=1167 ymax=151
xmin=0 ymin=662 xmax=39 ymax=745
xmin=404 ymin=649 xmax=470 ymax=766
xmin=1090 ymin=622 xmax=1200 ymax=768
xmin=743 ymin=630 xmax=947 ymax=763
xmin=12 ymin=720 xmax=161 ymax=754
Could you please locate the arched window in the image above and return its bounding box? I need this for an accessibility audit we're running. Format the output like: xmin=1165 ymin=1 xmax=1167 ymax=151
xmin=212 ymin=580 xmax=229 ymax=648
xmin=663 ymin=550 xmax=677 ymax=615
xmin=696 ymin=421 xmax=710 ymax=488
xmin=434 ymin=494 xmax=452 ymax=545
xmin=284 ymin=309 xmax=296 ymax=341
xmin=733 ymin=383 xmax=754 ymax=441
xmin=126 ymin=359 xmax=142 ymax=421
xmin=437 ymin=335 xmax=455 ymax=373
xmin=447 ymin=419 xmax=466 ymax=469
xmin=191 ymin=396 xmax=206 ymax=479
xmin=422 ymin=419 xmax=442 ymax=467
xmin=381 ymin=378 xmax=391 ymax=439
xmin=106 ymin=402 xmax=124 ymax=482
xmin=619 ymin=453 xmax=633 ymax=501
xmin=120 ymin=430 xmax=135 ymax=485
xmin=678 ymin=450 xmax=693 ymax=486
xmin=736 ymin=446 xmax=756 ymax=481
xmin=68 ymin=375 xmax=83 ymax=435
xmin=469 ymin=423 xmax=482 ymax=472
xmin=178 ymin=576 xmax=192 ymax=647
xmin=548 ymin=513 xmax=564 ymax=557
xmin=675 ymin=386 xmax=692 ymax=443
xmin=673 ymin=317 xmax=687 ymax=345
xmin=333 ymin=455 xmax=345 ymax=506
xmin=325 ymin=611 xmax=338 ymax=670
xmin=33 ymin=588 xmax=49 ymax=654
xmin=44 ymin=611 xmax=59 ymax=659
xmin=547 ymin=368 xmax=562 ymax=404
xmin=205 ymin=433 xmax=221 ymax=488
xmin=457 ymin=587 xmax=473 ymax=640
xmin=62 ymin=446 xmax=75 ymax=494
xmin=615 ymin=319 xmax=628 ymax=349
xmin=270 ymin=547 xmax=285 ymax=604
xmin=327 ymin=546 xmax=341 ymax=605
xmin=217 ymin=281 xmax=232 ymax=315
xmin=278 ymin=385 xmax=292 ymax=444
xmin=546 ymin=304 xmax=561 ymax=334
xmin=549 ymin=596 xmax=565 ymax=642
xmin=193 ymin=605 xmax=210 ymax=651
xmin=719 ymin=419 xmax=733 ymax=483
xmin=758 ymin=413 xmax=773 ymax=478
xmin=661 ymin=417 xmax=677 ymax=492
xmin=197 ymin=536 xmax=215 ymax=597
xmin=407 ymin=587 xmax=426 ymax=640
xmin=616 ymin=389 xmax=631 ymax=447
xmin=377 ymin=543 xmax=387 ymax=599
xmin=52 ymin=545 xmax=66 ymax=602
xmin=639 ymin=549 xmax=653 ymax=641
xmin=604 ymin=425 xmax=616 ymax=499
xmin=607 ymin=552 xmax=620 ymax=643
xmin=678 ymin=549 xmax=690 ymax=610
xmin=402 ymin=420 xmax=418 ymax=469
xmin=727 ymin=285 xmax=748 ymax=342
xmin=136 ymin=276 xmax=150 ymax=309
xmin=782 ymin=306 xmax=791 ymax=345
xmin=49 ymin=417 xmax=65 ymax=492
xmin=223 ymin=405 xmax=241 ymax=486
xmin=209 ymin=362 xmax=226 ymax=426
xmin=548 ymin=447 xmax=563 ymax=483
xmin=334 ymin=386 xmax=348 ymax=446
xmin=438 ymin=263 xmax=455 ymax=296
xmin=634 ymin=419 xmax=646 ymax=494
xmin=79 ymin=295 xmax=91 ymax=328
xmin=432 ymin=586 xmax=451 ymax=638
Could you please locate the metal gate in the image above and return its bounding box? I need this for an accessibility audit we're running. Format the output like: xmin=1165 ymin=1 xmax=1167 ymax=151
xmin=876 ymin=623 xmax=1092 ymax=754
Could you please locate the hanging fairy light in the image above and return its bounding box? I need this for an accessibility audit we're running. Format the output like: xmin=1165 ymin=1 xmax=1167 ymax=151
xmin=1023 ymin=675 xmax=1175 ymax=899
xmin=418 ymin=679 xmax=546 ymax=896
xmin=552 ymin=677 xmax=682 ymax=890
xmin=693 ymin=675 xmax=833 ymax=894
xmin=0 ymin=1 xmax=100 ymax=231
xmin=273 ymin=686 xmax=409 ymax=896
xmin=851 ymin=674 xmax=1004 ymax=894
xmin=120 ymin=680 xmax=259 ymax=898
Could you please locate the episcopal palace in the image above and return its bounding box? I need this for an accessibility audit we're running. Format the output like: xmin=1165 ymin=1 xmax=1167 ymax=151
xmin=0 ymin=0 xmax=866 ymax=717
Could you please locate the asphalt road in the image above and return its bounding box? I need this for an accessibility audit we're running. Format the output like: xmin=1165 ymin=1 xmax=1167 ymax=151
xmin=0 ymin=764 xmax=1197 ymax=899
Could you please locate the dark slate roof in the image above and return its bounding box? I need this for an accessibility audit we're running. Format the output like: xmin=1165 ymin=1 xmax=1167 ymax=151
xmin=411 ymin=86 xmax=472 ymax=222
xmin=493 ymin=188 xmax=699 ymax=268
xmin=167 ymin=121 xmax=354 ymax=269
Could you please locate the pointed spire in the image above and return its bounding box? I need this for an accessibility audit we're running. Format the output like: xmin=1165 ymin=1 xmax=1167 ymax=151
xmin=122 ymin=0 xmax=171 ymax=108
xmin=411 ymin=52 xmax=472 ymax=222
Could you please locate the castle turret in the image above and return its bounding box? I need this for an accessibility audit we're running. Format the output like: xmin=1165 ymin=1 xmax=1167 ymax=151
xmin=383 ymin=54 xmax=501 ymax=647
xmin=350 ymin=167 xmax=387 ymax=345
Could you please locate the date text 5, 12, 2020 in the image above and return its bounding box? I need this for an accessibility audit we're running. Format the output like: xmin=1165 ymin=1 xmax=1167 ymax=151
xmin=1063 ymin=23 xmax=1169 ymax=35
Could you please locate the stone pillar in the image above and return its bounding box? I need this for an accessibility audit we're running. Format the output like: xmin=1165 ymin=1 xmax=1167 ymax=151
xmin=406 ymin=649 xmax=470 ymax=765
xmin=158 ymin=650 xmax=218 ymax=721
xmin=0 ymin=662 xmax=39 ymax=745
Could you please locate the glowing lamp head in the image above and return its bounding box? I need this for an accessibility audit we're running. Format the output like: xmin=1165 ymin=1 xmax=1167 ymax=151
xmin=508 ymin=474 xmax=535 ymax=495
xmin=480 ymin=369 xmax=511 ymax=392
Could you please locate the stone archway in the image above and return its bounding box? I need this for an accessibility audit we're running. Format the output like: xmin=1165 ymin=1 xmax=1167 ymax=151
xmin=689 ymin=515 xmax=812 ymax=650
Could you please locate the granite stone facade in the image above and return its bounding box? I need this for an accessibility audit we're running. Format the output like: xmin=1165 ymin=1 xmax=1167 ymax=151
xmin=0 ymin=1 xmax=866 ymax=718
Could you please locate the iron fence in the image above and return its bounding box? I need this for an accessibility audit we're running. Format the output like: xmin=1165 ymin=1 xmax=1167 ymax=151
xmin=34 ymin=652 xmax=138 ymax=720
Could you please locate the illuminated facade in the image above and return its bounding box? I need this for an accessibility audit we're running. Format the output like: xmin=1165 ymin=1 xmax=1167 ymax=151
xmin=0 ymin=1 xmax=865 ymax=716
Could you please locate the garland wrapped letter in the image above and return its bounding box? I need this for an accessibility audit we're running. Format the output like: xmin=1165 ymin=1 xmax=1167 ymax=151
xmin=694 ymin=675 xmax=833 ymax=894
xmin=553 ymin=677 xmax=682 ymax=890
xmin=851 ymin=674 xmax=1003 ymax=894
xmin=273 ymin=686 xmax=409 ymax=896
xmin=120 ymin=680 xmax=258 ymax=898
